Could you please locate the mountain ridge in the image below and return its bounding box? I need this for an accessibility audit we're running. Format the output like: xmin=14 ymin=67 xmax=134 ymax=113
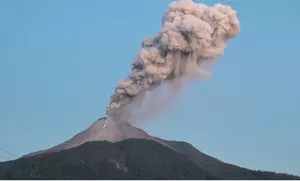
xmin=158 ymin=138 xmax=300 ymax=179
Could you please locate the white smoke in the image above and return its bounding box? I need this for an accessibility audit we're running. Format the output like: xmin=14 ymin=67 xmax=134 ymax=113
xmin=105 ymin=0 xmax=240 ymax=122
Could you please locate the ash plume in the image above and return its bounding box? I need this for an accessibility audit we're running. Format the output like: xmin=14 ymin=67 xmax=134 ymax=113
xmin=106 ymin=0 xmax=240 ymax=122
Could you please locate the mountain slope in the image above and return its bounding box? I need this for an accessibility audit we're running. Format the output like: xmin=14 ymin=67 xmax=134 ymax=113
xmin=0 ymin=139 xmax=217 ymax=180
xmin=159 ymin=139 xmax=300 ymax=180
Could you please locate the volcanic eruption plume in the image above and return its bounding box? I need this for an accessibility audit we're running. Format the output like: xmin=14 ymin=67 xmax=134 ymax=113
xmin=105 ymin=0 xmax=240 ymax=122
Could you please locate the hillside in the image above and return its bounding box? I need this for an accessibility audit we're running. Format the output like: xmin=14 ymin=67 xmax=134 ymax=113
xmin=160 ymin=139 xmax=300 ymax=180
xmin=0 ymin=139 xmax=216 ymax=180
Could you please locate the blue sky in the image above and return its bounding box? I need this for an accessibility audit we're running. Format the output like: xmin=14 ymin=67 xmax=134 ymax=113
xmin=0 ymin=0 xmax=299 ymax=175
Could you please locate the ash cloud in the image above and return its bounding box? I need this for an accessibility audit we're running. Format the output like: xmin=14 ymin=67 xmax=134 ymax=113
xmin=105 ymin=0 xmax=240 ymax=122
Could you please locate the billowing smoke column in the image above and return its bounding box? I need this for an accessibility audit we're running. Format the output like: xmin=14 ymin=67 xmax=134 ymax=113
xmin=106 ymin=0 xmax=240 ymax=121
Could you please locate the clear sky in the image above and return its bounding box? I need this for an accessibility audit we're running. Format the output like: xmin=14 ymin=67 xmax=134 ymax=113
xmin=0 ymin=0 xmax=299 ymax=176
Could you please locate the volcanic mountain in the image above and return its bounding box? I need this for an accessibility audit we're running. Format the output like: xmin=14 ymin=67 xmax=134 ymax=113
xmin=1 ymin=117 xmax=299 ymax=180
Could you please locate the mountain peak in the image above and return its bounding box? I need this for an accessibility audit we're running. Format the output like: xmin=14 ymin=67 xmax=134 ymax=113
xmin=23 ymin=117 xmax=168 ymax=157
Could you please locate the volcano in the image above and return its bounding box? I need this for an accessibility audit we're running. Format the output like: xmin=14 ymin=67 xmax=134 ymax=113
xmin=1 ymin=118 xmax=299 ymax=180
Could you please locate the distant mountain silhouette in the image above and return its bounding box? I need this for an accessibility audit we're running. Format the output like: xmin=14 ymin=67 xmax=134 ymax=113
xmin=1 ymin=117 xmax=299 ymax=180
